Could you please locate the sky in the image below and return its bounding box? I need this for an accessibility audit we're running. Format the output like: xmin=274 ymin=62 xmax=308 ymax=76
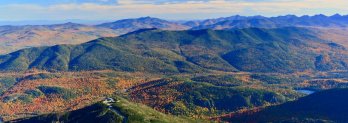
xmin=0 ymin=0 xmax=347 ymax=21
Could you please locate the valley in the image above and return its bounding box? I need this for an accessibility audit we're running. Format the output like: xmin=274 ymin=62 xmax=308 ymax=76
xmin=1 ymin=69 xmax=348 ymax=122
xmin=0 ymin=14 xmax=348 ymax=122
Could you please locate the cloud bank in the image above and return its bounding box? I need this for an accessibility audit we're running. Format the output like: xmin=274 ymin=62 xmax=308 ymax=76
xmin=0 ymin=0 xmax=346 ymax=21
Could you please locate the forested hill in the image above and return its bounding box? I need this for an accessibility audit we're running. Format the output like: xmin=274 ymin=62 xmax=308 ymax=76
xmin=12 ymin=97 xmax=199 ymax=123
xmin=225 ymin=88 xmax=348 ymax=122
xmin=0 ymin=27 xmax=347 ymax=73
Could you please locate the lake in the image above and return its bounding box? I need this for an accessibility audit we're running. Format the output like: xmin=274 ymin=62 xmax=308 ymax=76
xmin=296 ymin=89 xmax=315 ymax=95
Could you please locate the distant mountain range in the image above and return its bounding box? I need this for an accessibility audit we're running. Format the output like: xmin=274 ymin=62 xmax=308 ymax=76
xmin=1 ymin=14 xmax=348 ymax=54
xmin=96 ymin=17 xmax=190 ymax=34
xmin=0 ymin=17 xmax=188 ymax=54
xmin=0 ymin=23 xmax=119 ymax=54
xmin=0 ymin=27 xmax=347 ymax=73
xmin=0 ymin=20 xmax=111 ymax=26
xmin=96 ymin=14 xmax=348 ymax=31
xmin=187 ymin=14 xmax=348 ymax=30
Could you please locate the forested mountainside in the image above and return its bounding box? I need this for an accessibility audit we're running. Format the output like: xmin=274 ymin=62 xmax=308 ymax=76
xmin=2 ymin=14 xmax=348 ymax=55
xmin=1 ymin=14 xmax=348 ymax=123
xmin=0 ymin=0 xmax=348 ymax=120
xmin=0 ymin=27 xmax=347 ymax=73
xmin=223 ymin=88 xmax=348 ymax=123
xmin=129 ymin=77 xmax=290 ymax=117
xmin=12 ymin=97 xmax=199 ymax=123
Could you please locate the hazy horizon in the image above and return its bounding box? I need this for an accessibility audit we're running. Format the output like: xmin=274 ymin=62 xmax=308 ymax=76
xmin=0 ymin=0 xmax=347 ymax=22
xmin=0 ymin=13 xmax=346 ymax=26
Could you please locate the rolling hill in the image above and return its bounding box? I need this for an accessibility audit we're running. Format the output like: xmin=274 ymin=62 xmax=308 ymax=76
xmin=11 ymin=96 xmax=199 ymax=123
xmin=223 ymin=88 xmax=348 ymax=123
xmin=0 ymin=27 xmax=347 ymax=73
xmin=129 ymin=77 xmax=290 ymax=117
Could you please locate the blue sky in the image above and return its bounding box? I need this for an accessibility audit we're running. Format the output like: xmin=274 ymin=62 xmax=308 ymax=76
xmin=0 ymin=0 xmax=347 ymax=21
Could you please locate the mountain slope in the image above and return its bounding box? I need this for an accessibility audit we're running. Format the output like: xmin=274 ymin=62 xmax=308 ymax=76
xmin=0 ymin=23 xmax=119 ymax=54
xmin=0 ymin=17 xmax=189 ymax=55
xmin=12 ymin=97 xmax=199 ymax=123
xmin=0 ymin=27 xmax=347 ymax=73
xmin=224 ymin=88 xmax=348 ymax=122
xmin=190 ymin=14 xmax=348 ymax=30
xmin=2 ymin=15 xmax=347 ymax=55
xmin=97 ymin=17 xmax=189 ymax=34
xmin=129 ymin=77 xmax=289 ymax=117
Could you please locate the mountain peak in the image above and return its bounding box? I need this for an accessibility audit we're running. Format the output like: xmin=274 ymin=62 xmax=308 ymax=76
xmin=136 ymin=16 xmax=167 ymax=22
xmin=96 ymin=17 xmax=189 ymax=34
xmin=283 ymin=14 xmax=297 ymax=18
xmin=138 ymin=16 xmax=159 ymax=20
xmin=331 ymin=13 xmax=342 ymax=17
xmin=312 ymin=14 xmax=328 ymax=18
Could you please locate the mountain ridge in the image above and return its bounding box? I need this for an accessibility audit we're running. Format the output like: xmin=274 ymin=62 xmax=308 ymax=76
xmin=96 ymin=16 xmax=190 ymax=35
xmin=0 ymin=27 xmax=347 ymax=73
xmin=190 ymin=14 xmax=348 ymax=30
xmin=1 ymin=14 xmax=348 ymax=55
